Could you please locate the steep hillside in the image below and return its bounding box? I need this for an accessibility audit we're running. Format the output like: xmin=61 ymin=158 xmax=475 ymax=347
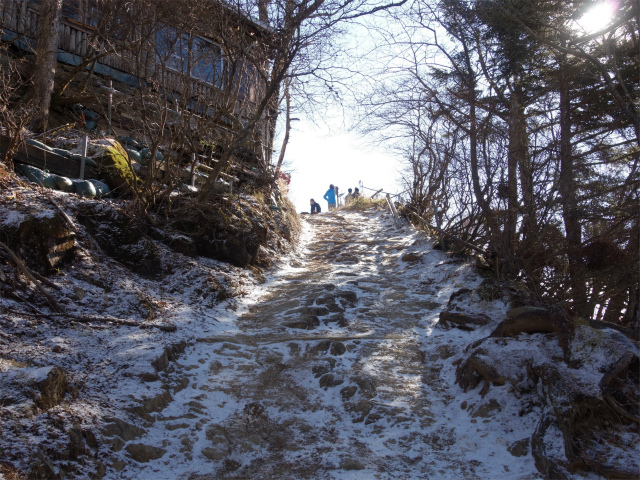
xmin=0 ymin=171 xmax=298 ymax=479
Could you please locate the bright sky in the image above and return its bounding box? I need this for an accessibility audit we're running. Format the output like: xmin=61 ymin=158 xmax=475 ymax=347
xmin=281 ymin=117 xmax=404 ymax=213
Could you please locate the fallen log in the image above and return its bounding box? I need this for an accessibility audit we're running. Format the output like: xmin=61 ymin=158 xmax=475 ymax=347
xmin=0 ymin=307 xmax=177 ymax=332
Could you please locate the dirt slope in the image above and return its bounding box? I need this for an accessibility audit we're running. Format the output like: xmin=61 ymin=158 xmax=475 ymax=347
xmin=104 ymin=210 xmax=534 ymax=479
xmin=2 ymin=204 xmax=637 ymax=479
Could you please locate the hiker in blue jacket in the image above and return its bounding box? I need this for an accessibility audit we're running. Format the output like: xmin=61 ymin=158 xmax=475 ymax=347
xmin=323 ymin=184 xmax=337 ymax=211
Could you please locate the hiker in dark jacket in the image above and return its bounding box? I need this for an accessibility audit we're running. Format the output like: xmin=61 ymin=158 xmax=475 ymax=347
xmin=310 ymin=198 xmax=321 ymax=214
xmin=345 ymin=188 xmax=354 ymax=206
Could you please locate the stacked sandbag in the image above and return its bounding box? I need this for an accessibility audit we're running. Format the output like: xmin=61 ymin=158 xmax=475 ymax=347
xmin=16 ymin=164 xmax=57 ymax=189
xmin=15 ymin=164 xmax=112 ymax=198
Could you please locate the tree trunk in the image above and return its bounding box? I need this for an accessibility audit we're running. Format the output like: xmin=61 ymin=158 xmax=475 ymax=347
xmin=501 ymin=87 xmax=520 ymax=274
xmin=558 ymin=58 xmax=589 ymax=318
xmin=511 ymin=82 xmax=536 ymax=245
xmin=258 ymin=0 xmax=269 ymax=23
xmin=30 ymin=0 xmax=64 ymax=133
xmin=273 ymin=80 xmax=291 ymax=177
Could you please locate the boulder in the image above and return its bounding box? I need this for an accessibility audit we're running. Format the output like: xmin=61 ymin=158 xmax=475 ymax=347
xmin=96 ymin=141 xmax=137 ymax=194
xmin=125 ymin=443 xmax=166 ymax=463
xmin=34 ymin=366 xmax=68 ymax=410
xmin=508 ymin=438 xmax=530 ymax=457
xmin=344 ymin=400 xmax=374 ymax=423
xmin=128 ymin=390 xmax=173 ymax=422
xmin=168 ymin=198 xmax=271 ymax=268
xmin=151 ymin=341 xmax=188 ymax=373
xmin=340 ymin=458 xmax=365 ymax=471
xmin=401 ymin=252 xmax=421 ymax=262
xmin=140 ymin=148 xmax=163 ymax=163
xmin=330 ymin=341 xmax=346 ymax=356
xmin=101 ymin=417 xmax=146 ymax=441
xmin=203 ymin=424 xmax=231 ymax=460
xmin=340 ymin=386 xmax=357 ymax=399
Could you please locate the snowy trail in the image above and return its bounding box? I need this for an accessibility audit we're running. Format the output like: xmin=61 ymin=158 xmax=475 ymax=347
xmin=109 ymin=210 xmax=539 ymax=479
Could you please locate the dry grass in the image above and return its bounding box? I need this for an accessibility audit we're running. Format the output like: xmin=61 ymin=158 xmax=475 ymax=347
xmin=341 ymin=196 xmax=386 ymax=212
xmin=0 ymin=161 xmax=15 ymax=188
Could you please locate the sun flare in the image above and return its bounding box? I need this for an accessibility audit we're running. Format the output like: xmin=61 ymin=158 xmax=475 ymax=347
xmin=577 ymin=1 xmax=617 ymax=34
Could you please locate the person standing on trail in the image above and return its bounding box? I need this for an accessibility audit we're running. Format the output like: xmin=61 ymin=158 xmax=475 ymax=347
xmin=345 ymin=188 xmax=354 ymax=206
xmin=353 ymin=187 xmax=360 ymax=199
xmin=310 ymin=198 xmax=321 ymax=214
xmin=323 ymin=184 xmax=337 ymax=211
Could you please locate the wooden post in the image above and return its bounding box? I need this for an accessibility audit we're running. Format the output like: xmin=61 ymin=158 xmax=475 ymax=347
xmin=371 ymin=188 xmax=383 ymax=199
xmin=432 ymin=201 xmax=446 ymax=251
xmin=108 ymin=79 xmax=113 ymax=132
xmin=20 ymin=0 xmax=28 ymax=33
xmin=385 ymin=194 xmax=397 ymax=226
xmin=190 ymin=152 xmax=197 ymax=187
xmin=79 ymin=135 xmax=88 ymax=179
xmin=386 ymin=193 xmax=401 ymax=226
xmin=335 ymin=186 xmax=340 ymax=207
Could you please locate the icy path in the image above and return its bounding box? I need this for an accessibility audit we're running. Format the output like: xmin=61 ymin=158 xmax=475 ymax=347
xmin=115 ymin=210 xmax=538 ymax=479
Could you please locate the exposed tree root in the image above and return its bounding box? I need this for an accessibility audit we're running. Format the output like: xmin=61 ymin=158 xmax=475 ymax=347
xmin=599 ymin=352 xmax=640 ymax=424
xmin=532 ymin=363 xmax=640 ymax=479
xmin=456 ymin=302 xmax=639 ymax=479
xmin=490 ymin=305 xmax=575 ymax=361
xmin=455 ymin=349 xmax=506 ymax=397
xmin=531 ymin=409 xmax=570 ymax=480
xmin=438 ymin=311 xmax=491 ymax=331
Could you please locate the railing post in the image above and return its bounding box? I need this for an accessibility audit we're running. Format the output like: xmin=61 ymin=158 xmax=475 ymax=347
xmin=190 ymin=152 xmax=197 ymax=187
xmin=432 ymin=201 xmax=446 ymax=251
xmin=386 ymin=193 xmax=401 ymax=227
xmin=79 ymin=135 xmax=88 ymax=179
xmin=108 ymin=79 xmax=113 ymax=132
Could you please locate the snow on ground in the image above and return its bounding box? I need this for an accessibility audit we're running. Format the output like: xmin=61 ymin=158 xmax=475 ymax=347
xmin=1 ymin=200 xmax=635 ymax=479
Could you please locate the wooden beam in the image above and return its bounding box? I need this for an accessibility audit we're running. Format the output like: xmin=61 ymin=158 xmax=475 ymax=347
xmin=0 ymin=135 xmax=98 ymax=179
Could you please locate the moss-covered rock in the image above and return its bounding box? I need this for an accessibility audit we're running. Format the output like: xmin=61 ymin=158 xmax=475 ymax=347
xmin=97 ymin=141 xmax=137 ymax=195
